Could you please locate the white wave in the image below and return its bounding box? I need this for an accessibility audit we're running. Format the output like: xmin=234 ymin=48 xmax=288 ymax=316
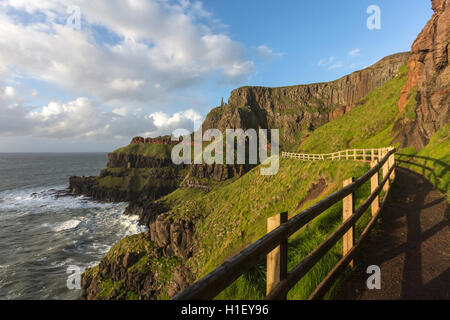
xmin=119 ymin=214 xmax=147 ymax=234
xmin=0 ymin=185 xmax=128 ymax=216
xmin=52 ymin=220 xmax=81 ymax=232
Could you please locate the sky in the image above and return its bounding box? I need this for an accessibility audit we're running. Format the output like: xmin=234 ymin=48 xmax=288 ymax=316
xmin=0 ymin=0 xmax=433 ymax=152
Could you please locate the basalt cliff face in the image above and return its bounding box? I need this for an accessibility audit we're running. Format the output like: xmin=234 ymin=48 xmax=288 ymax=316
xmin=202 ymin=52 xmax=410 ymax=149
xmin=394 ymin=0 xmax=449 ymax=148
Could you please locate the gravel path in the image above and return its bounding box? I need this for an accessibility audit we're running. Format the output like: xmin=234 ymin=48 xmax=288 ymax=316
xmin=337 ymin=167 xmax=449 ymax=300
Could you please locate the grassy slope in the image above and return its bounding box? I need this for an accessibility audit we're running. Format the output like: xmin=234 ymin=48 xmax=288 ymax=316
xmin=299 ymin=62 xmax=448 ymax=199
xmin=156 ymin=159 xmax=371 ymax=299
xmin=299 ymin=64 xmax=409 ymax=153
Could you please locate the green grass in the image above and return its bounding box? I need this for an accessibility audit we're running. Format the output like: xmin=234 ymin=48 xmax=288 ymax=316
xmin=112 ymin=143 xmax=174 ymax=159
xmin=98 ymin=168 xmax=150 ymax=193
xmin=96 ymin=167 xmax=187 ymax=196
xmin=151 ymin=158 xmax=372 ymax=299
xmin=298 ymin=64 xmax=409 ymax=153
xmin=397 ymin=123 xmax=450 ymax=200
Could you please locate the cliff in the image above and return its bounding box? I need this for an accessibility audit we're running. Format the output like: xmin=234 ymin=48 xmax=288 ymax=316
xmin=202 ymin=52 xmax=410 ymax=150
xmin=70 ymin=141 xmax=188 ymax=203
xmin=394 ymin=0 xmax=449 ymax=148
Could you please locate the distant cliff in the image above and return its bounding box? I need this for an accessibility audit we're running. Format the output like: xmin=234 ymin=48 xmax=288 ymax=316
xmin=202 ymin=52 xmax=410 ymax=150
xmin=69 ymin=141 xmax=187 ymax=203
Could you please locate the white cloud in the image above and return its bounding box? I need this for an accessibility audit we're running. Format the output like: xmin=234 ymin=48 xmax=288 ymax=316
xmin=0 ymin=0 xmax=254 ymax=105
xmin=256 ymin=45 xmax=285 ymax=59
xmin=0 ymin=80 xmax=203 ymax=140
xmin=0 ymin=0 xmax=254 ymax=147
xmin=4 ymin=86 xmax=15 ymax=97
xmin=348 ymin=48 xmax=361 ymax=57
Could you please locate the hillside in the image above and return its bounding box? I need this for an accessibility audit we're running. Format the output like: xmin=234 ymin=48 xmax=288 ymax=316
xmin=79 ymin=0 xmax=448 ymax=301
xmin=80 ymin=59 xmax=417 ymax=300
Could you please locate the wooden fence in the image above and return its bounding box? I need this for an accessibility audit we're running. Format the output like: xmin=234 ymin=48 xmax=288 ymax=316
xmin=172 ymin=147 xmax=396 ymax=300
xmin=282 ymin=148 xmax=391 ymax=162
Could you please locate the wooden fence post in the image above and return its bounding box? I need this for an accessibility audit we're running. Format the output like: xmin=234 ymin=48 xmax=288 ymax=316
xmin=370 ymin=161 xmax=379 ymax=217
xmin=342 ymin=178 xmax=355 ymax=267
xmin=267 ymin=212 xmax=288 ymax=298
xmin=382 ymin=150 xmax=389 ymax=192
xmin=389 ymin=148 xmax=396 ymax=180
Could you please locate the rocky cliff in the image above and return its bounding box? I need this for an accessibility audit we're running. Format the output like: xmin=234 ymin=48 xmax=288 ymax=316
xmin=81 ymin=232 xmax=194 ymax=300
xmin=394 ymin=0 xmax=449 ymax=148
xmin=202 ymin=52 xmax=410 ymax=150
xmin=70 ymin=140 xmax=187 ymax=203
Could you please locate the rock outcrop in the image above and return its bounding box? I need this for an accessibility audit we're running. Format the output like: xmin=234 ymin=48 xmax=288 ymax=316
xmin=81 ymin=232 xmax=194 ymax=300
xmin=395 ymin=0 xmax=449 ymax=148
xmin=189 ymin=163 xmax=255 ymax=181
xmin=69 ymin=176 xmax=134 ymax=202
xmin=70 ymin=151 xmax=186 ymax=203
xmin=149 ymin=215 xmax=195 ymax=261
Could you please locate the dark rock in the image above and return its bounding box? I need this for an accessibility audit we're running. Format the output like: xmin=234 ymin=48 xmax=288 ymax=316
xmin=122 ymin=252 xmax=140 ymax=269
xmin=167 ymin=266 xmax=194 ymax=298
xmin=189 ymin=163 xmax=255 ymax=181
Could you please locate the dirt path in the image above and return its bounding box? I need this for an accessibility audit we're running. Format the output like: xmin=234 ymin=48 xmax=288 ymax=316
xmin=337 ymin=167 xmax=449 ymax=300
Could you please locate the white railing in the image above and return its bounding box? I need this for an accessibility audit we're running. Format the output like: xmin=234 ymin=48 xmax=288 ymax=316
xmin=282 ymin=147 xmax=395 ymax=162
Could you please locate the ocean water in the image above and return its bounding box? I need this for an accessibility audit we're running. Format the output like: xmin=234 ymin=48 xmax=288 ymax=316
xmin=0 ymin=153 xmax=146 ymax=300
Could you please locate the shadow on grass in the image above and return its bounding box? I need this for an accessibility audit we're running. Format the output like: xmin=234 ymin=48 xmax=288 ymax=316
xmin=396 ymin=153 xmax=449 ymax=196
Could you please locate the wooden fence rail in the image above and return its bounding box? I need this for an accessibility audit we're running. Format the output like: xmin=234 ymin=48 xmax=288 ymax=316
xmin=172 ymin=147 xmax=396 ymax=300
xmin=282 ymin=148 xmax=390 ymax=163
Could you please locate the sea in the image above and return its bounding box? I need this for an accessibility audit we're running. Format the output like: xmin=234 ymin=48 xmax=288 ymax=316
xmin=0 ymin=153 xmax=146 ymax=300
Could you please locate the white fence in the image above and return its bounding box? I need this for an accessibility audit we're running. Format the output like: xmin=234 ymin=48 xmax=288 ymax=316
xmin=282 ymin=147 xmax=395 ymax=162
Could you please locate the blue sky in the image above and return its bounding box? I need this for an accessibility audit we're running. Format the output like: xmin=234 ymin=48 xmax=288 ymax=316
xmin=0 ymin=0 xmax=433 ymax=152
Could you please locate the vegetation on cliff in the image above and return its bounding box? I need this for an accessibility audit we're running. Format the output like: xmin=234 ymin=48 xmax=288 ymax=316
xmin=298 ymin=64 xmax=410 ymax=153
xmin=112 ymin=143 xmax=174 ymax=159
